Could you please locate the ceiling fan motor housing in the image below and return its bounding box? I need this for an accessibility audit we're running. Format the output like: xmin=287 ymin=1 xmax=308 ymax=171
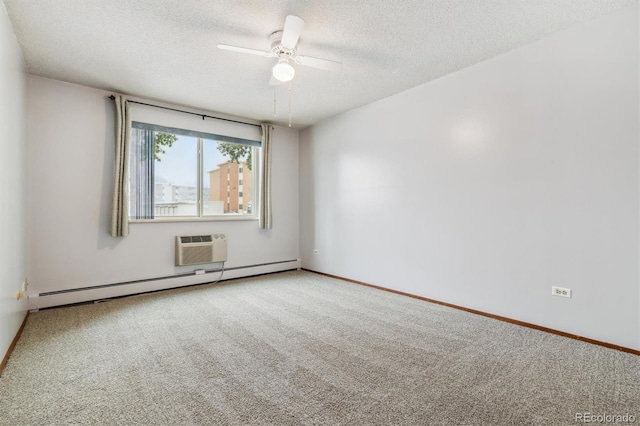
xmin=270 ymin=31 xmax=295 ymax=58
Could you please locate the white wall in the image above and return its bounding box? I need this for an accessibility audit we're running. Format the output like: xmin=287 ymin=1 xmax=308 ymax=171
xmin=0 ymin=4 xmax=28 ymax=360
xmin=300 ymin=6 xmax=640 ymax=350
xmin=27 ymin=76 xmax=299 ymax=308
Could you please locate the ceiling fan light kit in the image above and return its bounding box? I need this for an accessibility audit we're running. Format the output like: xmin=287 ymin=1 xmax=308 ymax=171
xmin=273 ymin=58 xmax=295 ymax=82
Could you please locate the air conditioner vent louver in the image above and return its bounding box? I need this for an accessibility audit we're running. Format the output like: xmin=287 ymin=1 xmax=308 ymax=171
xmin=193 ymin=236 xmax=206 ymax=243
xmin=180 ymin=235 xmax=213 ymax=244
xmin=175 ymin=234 xmax=227 ymax=266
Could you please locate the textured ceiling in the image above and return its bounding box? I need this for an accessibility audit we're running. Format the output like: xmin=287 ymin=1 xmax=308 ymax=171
xmin=3 ymin=0 xmax=635 ymax=128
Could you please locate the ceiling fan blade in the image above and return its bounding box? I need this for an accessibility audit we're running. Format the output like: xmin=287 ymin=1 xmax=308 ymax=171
xmin=295 ymin=55 xmax=343 ymax=71
xmin=217 ymin=44 xmax=273 ymax=57
xmin=281 ymin=15 xmax=304 ymax=49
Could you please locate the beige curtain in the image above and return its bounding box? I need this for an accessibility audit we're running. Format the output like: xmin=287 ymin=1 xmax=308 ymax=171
xmin=258 ymin=124 xmax=272 ymax=229
xmin=111 ymin=95 xmax=131 ymax=237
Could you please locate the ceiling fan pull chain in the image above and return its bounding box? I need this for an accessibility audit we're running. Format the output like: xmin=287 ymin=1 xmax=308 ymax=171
xmin=288 ymin=82 xmax=292 ymax=128
xmin=273 ymin=84 xmax=277 ymax=117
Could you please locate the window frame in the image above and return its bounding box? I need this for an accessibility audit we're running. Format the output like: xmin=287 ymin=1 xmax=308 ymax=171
xmin=128 ymin=121 xmax=261 ymax=223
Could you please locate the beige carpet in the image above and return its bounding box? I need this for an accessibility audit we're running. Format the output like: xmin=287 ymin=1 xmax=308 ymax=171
xmin=1 ymin=270 xmax=639 ymax=425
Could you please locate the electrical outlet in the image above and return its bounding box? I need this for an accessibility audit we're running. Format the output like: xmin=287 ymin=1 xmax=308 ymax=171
xmin=21 ymin=280 xmax=28 ymax=292
xmin=552 ymin=286 xmax=571 ymax=298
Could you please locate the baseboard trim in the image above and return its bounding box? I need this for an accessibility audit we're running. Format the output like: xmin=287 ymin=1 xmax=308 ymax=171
xmin=0 ymin=312 xmax=29 ymax=377
xmin=304 ymin=269 xmax=640 ymax=356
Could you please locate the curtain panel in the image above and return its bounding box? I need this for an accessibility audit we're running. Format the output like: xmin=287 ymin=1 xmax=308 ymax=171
xmin=111 ymin=95 xmax=131 ymax=237
xmin=258 ymin=124 xmax=272 ymax=229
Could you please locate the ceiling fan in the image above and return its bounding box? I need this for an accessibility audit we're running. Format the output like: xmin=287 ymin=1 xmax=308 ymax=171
xmin=217 ymin=15 xmax=342 ymax=84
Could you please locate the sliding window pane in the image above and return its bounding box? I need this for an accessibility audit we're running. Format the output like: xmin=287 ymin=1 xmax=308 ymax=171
xmin=154 ymin=134 xmax=198 ymax=217
xmin=203 ymin=139 xmax=254 ymax=215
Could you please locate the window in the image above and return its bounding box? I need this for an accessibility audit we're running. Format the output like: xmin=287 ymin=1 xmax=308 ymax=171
xmin=129 ymin=122 xmax=260 ymax=220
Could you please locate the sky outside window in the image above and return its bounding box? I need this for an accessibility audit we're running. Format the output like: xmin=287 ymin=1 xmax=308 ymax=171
xmin=154 ymin=135 xmax=246 ymax=186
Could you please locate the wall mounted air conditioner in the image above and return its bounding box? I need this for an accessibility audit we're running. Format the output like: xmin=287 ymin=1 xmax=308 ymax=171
xmin=175 ymin=234 xmax=227 ymax=266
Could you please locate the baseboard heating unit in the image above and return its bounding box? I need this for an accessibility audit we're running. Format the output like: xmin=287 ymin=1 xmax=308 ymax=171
xmin=29 ymin=259 xmax=300 ymax=310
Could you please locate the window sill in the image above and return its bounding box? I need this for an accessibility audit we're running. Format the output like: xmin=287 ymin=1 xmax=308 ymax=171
xmin=130 ymin=215 xmax=258 ymax=224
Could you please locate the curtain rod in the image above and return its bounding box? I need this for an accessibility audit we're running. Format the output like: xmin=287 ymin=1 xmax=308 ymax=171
xmin=108 ymin=95 xmax=261 ymax=128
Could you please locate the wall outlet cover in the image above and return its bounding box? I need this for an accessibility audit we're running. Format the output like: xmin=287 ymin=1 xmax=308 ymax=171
xmin=552 ymin=286 xmax=571 ymax=298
